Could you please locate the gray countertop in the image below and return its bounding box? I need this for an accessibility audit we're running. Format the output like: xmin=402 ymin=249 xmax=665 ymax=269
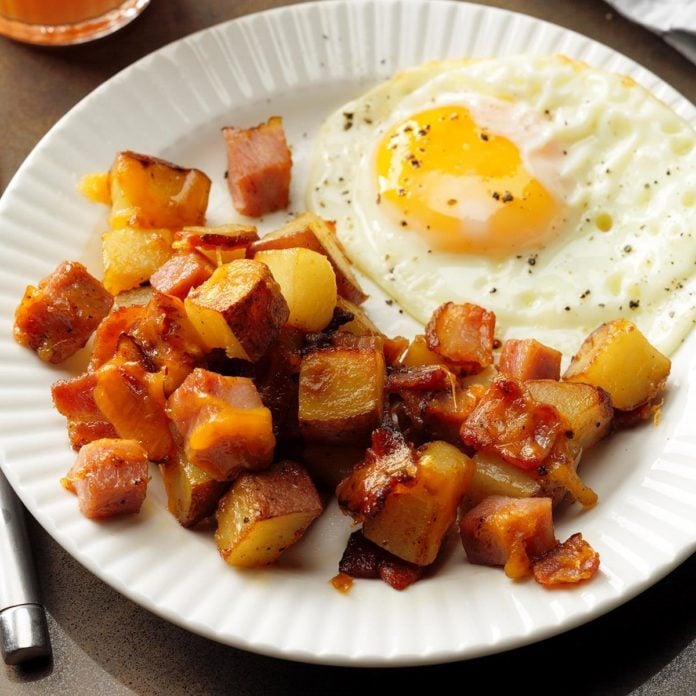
xmin=1 ymin=1 xmax=694 ymax=693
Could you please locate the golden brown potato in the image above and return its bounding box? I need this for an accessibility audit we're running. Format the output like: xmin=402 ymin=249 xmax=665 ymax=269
xmin=215 ymin=460 xmax=323 ymax=568
xmin=109 ymin=151 xmax=211 ymax=229
xmin=401 ymin=334 xmax=450 ymax=369
xmin=102 ymin=226 xmax=174 ymax=295
xmin=160 ymin=452 xmax=229 ymax=528
xmin=184 ymin=259 xmax=289 ymax=361
xmin=563 ymin=319 xmax=670 ymax=411
xmin=362 ymin=441 xmax=474 ymax=566
xmin=254 ymin=248 xmax=337 ymax=331
xmin=526 ymin=379 xmax=613 ymax=450
xmin=248 ymin=212 xmax=368 ymax=304
xmin=298 ymin=343 xmax=385 ymax=444
xmin=464 ymin=451 xmax=542 ymax=509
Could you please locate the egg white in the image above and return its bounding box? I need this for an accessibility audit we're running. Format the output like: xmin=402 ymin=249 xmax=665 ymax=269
xmin=307 ymin=54 xmax=696 ymax=358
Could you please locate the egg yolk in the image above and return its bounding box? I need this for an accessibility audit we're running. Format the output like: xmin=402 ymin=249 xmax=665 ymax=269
xmin=375 ymin=106 xmax=559 ymax=254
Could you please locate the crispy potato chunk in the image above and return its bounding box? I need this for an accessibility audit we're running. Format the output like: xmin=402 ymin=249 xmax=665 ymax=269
xmin=160 ymin=451 xmax=229 ymax=528
xmin=78 ymin=171 xmax=110 ymax=205
xmin=166 ymin=369 xmax=275 ymax=481
xmin=185 ymin=259 xmax=289 ymax=361
xmin=299 ymin=342 xmax=385 ymax=444
xmin=62 ymin=438 xmax=149 ymax=519
xmin=526 ymin=379 xmax=613 ymax=450
xmin=215 ymin=460 xmax=322 ymax=568
xmin=248 ymin=212 xmax=367 ymax=304
xmin=362 ymin=441 xmax=475 ymax=566
xmin=465 ymin=451 xmax=542 ymax=508
xmin=564 ymin=319 xmax=670 ymax=411
xmin=425 ymin=302 xmax=495 ymax=375
xmin=109 ymin=151 xmax=211 ymax=229
xmin=102 ymin=226 xmax=174 ymax=295
xmin=14 ymin=261 xmax=113 ymax=364
xmin=255 ymin=248 xmax=337 ymax=331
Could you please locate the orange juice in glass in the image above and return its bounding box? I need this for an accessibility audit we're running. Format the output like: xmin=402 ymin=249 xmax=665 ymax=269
xmin=0 ymin=0 xmax=151 ymax=45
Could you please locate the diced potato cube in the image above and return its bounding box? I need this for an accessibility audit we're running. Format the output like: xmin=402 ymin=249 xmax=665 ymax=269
xmin=465 ymin=451 xmax=542 ymax=508
xmin=14 ymin=261 xmax=113 ymax=364
xmin=109 ymin=151 xmax=211 ymax=229
xmin=363 ymin=441 xmax=474 ymax=566
xmin=254 ymin=247 xmax=337 ymax=331
xmin=526 ymin=379 xmax=613 ymax=450
xmin=160 ymin=451 xmax=229 ymax=528
xmin=563 ymin=319 xmax=670 ymax=411
xmin=215 ymin=460 xmax=323 ymax=568
xmin=184 ymin=259 xmax=289 ymax=361
xmin=249 ymin=212 xmax=367 ymax=304
xmin=299 ymin=345 xmax=385 ymax=444
xmin=401 ymin=334 xmax=450 ymax=369
xmin=77 ymin=171 xmax=111 ymax=205
xmin=102 ymin=226 xmax=174 ymax=295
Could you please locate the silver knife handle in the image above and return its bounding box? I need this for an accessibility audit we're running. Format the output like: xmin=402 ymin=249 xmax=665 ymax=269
xmin=0 ymin=470 xmax=51 ymax=664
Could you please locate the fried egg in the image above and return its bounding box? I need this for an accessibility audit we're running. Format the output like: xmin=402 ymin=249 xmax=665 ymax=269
xmin=306 ymin=55 xmax=696 ymax=357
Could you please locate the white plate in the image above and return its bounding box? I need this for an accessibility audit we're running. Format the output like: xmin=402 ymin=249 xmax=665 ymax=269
xmin=1 ymin=0 xmax=695 ymax=667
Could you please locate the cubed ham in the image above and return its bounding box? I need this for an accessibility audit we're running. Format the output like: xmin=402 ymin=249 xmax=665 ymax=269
xmin=14 ymin=261 xmax=113 ymax=363
xmin=460 ymin=377 xmax=564 ymax=470
xmin=498 ymin=339 xmax=562 ymax=381
xmin=149 ymin=251 xmax=215 ymax=300
xmin=62 ymin=438 xmax=149 ymax=519
xmin=166 ymin=368 xmax=275 ymax=481
xmin=222 ymin=116 xmax=292 ymax=217
xmin=425 ymin=302 xmax=495 ymax=375
xmin=460 ymin=495 xmax=556 ymax=578
xmin=532 ymin=532 xmax=600 ymax=586
xmin=51 ymin=372 xmax=118 ymax=449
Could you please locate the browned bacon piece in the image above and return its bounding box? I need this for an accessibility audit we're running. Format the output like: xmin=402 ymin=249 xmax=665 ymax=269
xmin=336 ymin=427 xmax=417 ymax=521
xmin=425 ymin=302 xmax=495 ymax=375
xmin=338 ymin=530 xmax=424 ymax=591
xmin=149 ymin=251 xmax=215 ymax=300
xmin=173 ymin=224 xmax=259 ymax=254
xmin=498 ymin=338 xmax=562 ymax=381
xmin=166 ymin=368 xmax=275 ymax=481
xmin=51 ymin=372 xmax=118 ymax=450
xmin=459 ymin=495 xmax=556 ymax=578
xmin=14 ymin=261 xmax=113 ymax=364
xmin=222 ymin=116 xmax=292 ymax=217
xmin=386 ymin=364 xmax=455 ymax=392
xmin=62 ymin=438 xmax=149 ymax=519
xmin=461 ymin=377 xmax=564 ymax=471
xmin=532 ymin=532 xmax=600 ymax=586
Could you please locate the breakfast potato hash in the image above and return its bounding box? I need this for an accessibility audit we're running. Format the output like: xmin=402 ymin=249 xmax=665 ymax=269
xmin=14 ymin=148 xmax=672 ymax=591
